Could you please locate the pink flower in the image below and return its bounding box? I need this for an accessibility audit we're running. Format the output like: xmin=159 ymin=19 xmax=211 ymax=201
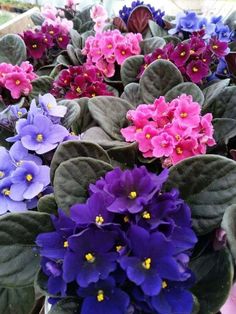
xmin=115 ymin=44 xmax=133 ymax=65
xmin=97 ymin=59 xmax=115 ymax=77
xmin=221 ymin=283 xmax=236 ymax=314
xmin=66 ymin=0 xmax=77 ymax=10
xmin=196 ymin=113 xmax=216 ymax=149
xmin=94 ymin=18 xmax=107 ymax=33
xmin=121 ymin=126 xmax=141 ymax=142
xmin=170 ymin=138 xmax=197 ymax=164
xmin=90 ymin=4 xmax=108 ymax=22
xmin=19 ymin=61 xmax=37 ymax=81
xmin=41 ymin=4 xmax=58 ymax=20
xmin=166 ymin=122 xmax=191 ymax=144
xmin=101 ymin=36 xmax=115 ymax=56
xmin=136 ymin=125 xmax=159 ymax=154
xmin=152 ymin=132 xmax=175 ymax=158
xmin=174 ymin=95 xmax=200 ymax=128
xmin=0 ymin=63 xmax=14 ymax=85
xmin=4 ymin=72 xmax=31 ymax=99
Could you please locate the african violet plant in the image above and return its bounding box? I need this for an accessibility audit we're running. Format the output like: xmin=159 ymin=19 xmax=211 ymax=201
xmin=0 ymin=1 xmax=236 ymax=314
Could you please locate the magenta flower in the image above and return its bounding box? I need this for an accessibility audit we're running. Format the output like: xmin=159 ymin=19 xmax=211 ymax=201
xmin=135 ymin=125 xmax=159 ymax=157
xmin=209 ymin=38 xmax=230 ymax=57
xmin=174 ymin=95 xmax=200 ymax=128
xmin=4 ymin=72 xmax=32 ymax=99
xmin=152 ymin=132 xmax=175 ymax=158
xmin=23 ymin=31 xmax=47 ymax=59
xmin=171 ymin=139 xmax=197 ymax=164
xmin=186 ymin=60 xmax=209 ymax=83
xmin=170 ymin=43 xmax=190 ymax=66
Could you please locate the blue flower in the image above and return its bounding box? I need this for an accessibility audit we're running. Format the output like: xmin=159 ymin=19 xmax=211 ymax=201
xmin=9 ymin=104 xmax=27 ymax=121
xmin=0 ymin=147 xmax=15 ymax=180
xmin=169 ymin=12 xmax=201 ymax=35
xmin=9 ymin=141 xmax=42 ymax=166
xmin=39 ymin=93 xmax=67 ymax=121
xmin=78 ymin=277 xmax=130 ymax=314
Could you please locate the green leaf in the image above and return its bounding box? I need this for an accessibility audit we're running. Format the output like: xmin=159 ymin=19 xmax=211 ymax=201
xmin=48 ymin=298 xmax=80 ymax=314
xmin=121 ymin=55 xmax=144 ymax=86
xmin=202 ymin=79 xmax=230 ymax=112
xmin=88 ymin=96 xmax=133 ymax=140
xmin=0 ymin=34 xmax=26 ymax=65
xmin=165 ymin=82 xmax=204 ymax=105
xmin=54 ymin=157 xmax=113 ymax=213
xmin=71 ymin=99 xmax=96 ymax=134
xmin=165 ymin=155 xmax=236 ymax=235
xmin=0 ymin=212 xmax=53 ymax=287
xmin=29 ymin=76 xmax=54 ymax=101
xmin=50 ymin=140 xmax=111 ymax=182
xmin=121 ymin=83 xmax=142 ymax=107
xmin=191 ymin=295 xmax=200 ymax=314
xmin=190 ymin=248 xmax=234 ymax=314
xmin=108 ymin=142 xmax=138 ymax=167
xmin=163 ymin=35 xmax=181 ymax=46
xmin=31 ymin=12 xmax=44 ymax=26
xmin=0 ymin=286 xmax=35 ymax=314
xmin=222 ymin=204 xmax=236 ymax=263
xmin=66 ymin=44 xmax=79 ymax=65
xmin=140 ymin=60 xmax=183 ymax=103
xmin=59 ymin=99 xmax=81 ymax=129
xmin=0 ymin=127 xmax=12 ymax=149
xmin=213 ymin=118 xmax=236 ymax=145
xmin=70 ymin=29 xmax=82 ymax=48
xmin=148 ymin=20 xmax=168 ymax=37
xmin=80 ymin=21 xmax=94 ymax=33
xmin=140 ymin=37 xmax=165 ymax=54
xmin=37 ymin=194 xmax=58 ymax=215
xmin=56 ymin=55 xmax=71 ymax=66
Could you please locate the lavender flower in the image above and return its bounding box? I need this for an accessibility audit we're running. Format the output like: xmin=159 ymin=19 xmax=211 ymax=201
xmin=39 ymin=93 xmax=67 ymax=119
xmin=0 ymin=147 xmax=15 ymax=180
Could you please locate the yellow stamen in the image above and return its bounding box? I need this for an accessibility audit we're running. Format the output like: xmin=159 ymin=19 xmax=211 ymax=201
xmin=70 ymin=132 xmax=76 ymax=136
xmin=124 ymin=216 xmax=129 ymax=223
xmin=157 ymin=54 xmax=162 ymax=59
xmin=175 ymin=134 xmax=181 ymax=141
xmin=26 ymin=174 xmax=33 ymax=182
xmin=128 ymin=191 xmax=137 ymax=199
xmin=64 ymin=79 xmax=68 ymax=84
xmin=58 ymin=37 xmax=63 ymax=42
xmin=15 ymin=80 xmax=21 ymax=85
xmin=36 ymin=134 xmax=43 ymax=142
xmin=47 ymin=103 xmax=53 ymax=109
xmin=190 ymin=49 xmax=195 ymax=54
xmin=212 ymin=45 xmax=218 ymax=49
xmin=121 ymin=51 xmax=126 ymax=55
xmin=85 ymin=253 xmax=95 ymax=263
xmin=180 ymin=112 xmax=188 ymax=118
xmin=76 ymin=87 xmax=81 ymax=93
xmin=2 ymin=189 xmax=10 ymax=196
xmin=49 ymin=30 xmax=54 ymax=35
xmin=145 ymin=133 xmax=151 ymax=139
xmin=180 ymin=51 xmax=186 ymax=57
xmin=107 ymin=44 xmax=113 ymax=49
xmin=32 ymin=44 xmax=37 ymax=49
xmin=136 ymin=128 xmax=142 ymax=133
xmin=162 ymin=281 xmax=168 ymax=289
xmin=44 ymin=38 xmax=48 ymax=43
xmin=142 ymin=211 xmax=151 ymax=219
xmin=97 ymin=290 xmax=104 ymax=302
xmin=202 ymin=58 xmax=207 ymax=62
xmin=176 ymin=147 xmax=183 ymax=155
xmin=95 ymin=215 xmax=104 ymax=225
xmin=17 ymin=111 xmax=23 ymax=117
xmin=63 ymin=241 xmax=69 ymax=248
xmin=92 ymin=93 xmax=96 ymax=97
xmin=116 ymin=245 xmax=123 ymax=252
xmin=0 ymin=171 xmax=5 ymax=178
xmin=192 ymin=67 xmax=198 ymax=73
xmin=142 ymin=258 xmax=151 ymax=270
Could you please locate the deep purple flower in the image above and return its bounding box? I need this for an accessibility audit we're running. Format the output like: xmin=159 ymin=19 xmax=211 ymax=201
xmin=186 ymin=59 xmax=209 ymax=83
xmin=56 ymin=33 xmax=70 ymax=49
xmin=120 ymin=225 xmax=181 ymax=296
xmin=9 ymin=141 xmax=42 ymax=167
xmin=19 ymin=114 xmax=69 ymax=154
xmin=38 ymin=93 xmax=67 ymax=119
xmin=90 ymin=167 xmax=168 ymax=214
xmin=209 ymin=38 xmax=230 ymax=57
xmin=36 ymin=209 xmax=76 ymax=259
xmin=63 ymin=227 xmax=119 ymax=287
xmin=41 ymin=257 xmax=67 ymax=296
xmin=216 ymin=58 xmax=230 ymax=78
xmin=10 ymin=160 xmax=50 ymax=201
xmin=70 ymin=192 xmax=114 ymax=227
xmin=170 ymin=43 xmax=190 ymax=66
xmin=0 ymin=177 xmax=27 ymax=214
xmin=23 ymin=30 xmax=47 ymax=59
xmin=0 ymin=147 xmax=15 ymax=180
xmin=78 ymin=277 xmax=130 ymax=314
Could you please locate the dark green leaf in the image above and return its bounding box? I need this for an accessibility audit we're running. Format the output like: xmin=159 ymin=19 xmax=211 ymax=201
xmin=50 ymin=140 xmax=111 ymax=182
xmin=59 ymin=99 xmax=81 ymax=129
xmin=108 ymin=142 xmax=138 ymax=167
xmin=213 ymin=118 xmax=236 ymax=145
xmin=88 ymin=96 xmax=133 ymax=140
xmin=140 ymin=60 xmax=183 ymax=103
xmin=56 ymin=55 xmax=71 ymax=66
xmin=54 ymin=157 xmax=113 ymax=213
xmin=31 ymin=12 xmax=44 ymax=26
xmin=80 ymin=21 xmax=94 ymax=33
xmin=66 ymin=45 xmax=79 ymax=65
xmin=165 ymin=155 xmax=236 ymax=235
xmin=148 ymin=20 xmax=168 ymax=37
xmin=29 ymin=76 xmax=54 ymax=101
xmin=165 ymin=82 xmax=204 ymax=105
xmin=70 ymin=29 xmax=82 ymax=48
xmin=121 ymin=55 xmax=144 ymax=86
xmin=140 ymin=37 xmax=165 ymax=54
xmin=37 ymin=194 xmax=58 ymax=215
xmin=0 ymin=127 xmax=12 ymax=149
xmin=0 ymin=34 xmax=26 ymax=65
xmin=222 ymin=204 xmax=236 ymax=263
xmin=121 ymin=83 xmax=143 ymax=107
xmin=163 ymin=35 xmax=181 ymax=46
xmin=71 ymin=98 xmax=96 ymax=134
xmin=48 ymin=298 xmax=80 ymax=314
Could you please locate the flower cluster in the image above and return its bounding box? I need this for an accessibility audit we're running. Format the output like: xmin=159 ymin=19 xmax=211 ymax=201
xmin=7 ymin=93 xmax=71 ymax=154
xmin=90 ymin=4 xmax=108 ymax=33
xmin=169 ymin=11 xmax=233 ymax=42
xmin=51 ymin=65 xmax=113 ymax=99
xmin=121 ymin=95 xmax=215 ymax=165
xmin=83 ymin=29 xmax=142 ymax=77
xmin=0 ymin=61 xmax=37 ymax=100
xmin=36 ymin=166 xmax=197 ymax=314
xmin=139 ymin=34 xmax=229 ymax=83
xmin=119 ymin=0 xmax=165 ymax=27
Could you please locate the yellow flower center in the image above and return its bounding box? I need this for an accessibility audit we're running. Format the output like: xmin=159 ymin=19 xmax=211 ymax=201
xmin=142 ymin=211 xmax=151 ymax=219
xmin=136 ymin=128 xmax=142 ymax=133
xmin=92 ymin=93 xmax=96 ymax=97
xmin=180 ymin=51 xmax=186 ymax=57
xmin=157 ymin=54 xmax=162 ymax=59
xmin=0 ymin=171 xmax=5 ymax=178
xmin=36 ymin=134 xmax=43 ymax=142
xmin=128 ymin=191 xmax=137 ymax=199
xmin=145 ymin=133 xmax=151 ymax=139
xmin=175 ymin=134 xmax=181 ymax=141
xmin=97 ymin=290 xmax=104 ymax=302
xmin=2 ymin=189 xmax=10 ymax=196
xmin=63 ymin=241 xmax=69 ymax=248
xmin=190 ymin=49 xmax=195 ymax=54
xmin=49 ymin=30 xmax=54 ymax=35
xmin=180 ymin=112 xmax=188 ymax=118
xmin=32 ymin=44 xmax=37 ymax=48
xmin=18 ymin=111 xmax=23 ymax=117
xmin=212 ymin=45 xmax=218 ymax=49
xmin=116 ymin=245 xmax=123 ymax=252
xmin=142 ymin=258 xmax=151 ymax=270
xmin=58 ymin=37 xmax=63 ymax=42
xmin=26 ymin=174 xmax=33 ymax=182
xmin=15 ymin=80 xmax=21 ymax=85
xmin=44 ymin=38 xmax=48 ymax=43
xmin=176 ymin=147 xmax=183 ymax=155
xmin=85 ymin=253 xmax=95 ymax=263
xmin=192 ymin=67 xmax=199 ymax=73
xmin=47 ymin=103 xmax=53 ymax=109
xmin=162 ymin=281 xmax=168 ymax=289
xmin=202 ymin=58 xmax=207 ymax=62
xmin=95 ymin=215 xmax=104 ymax=225
xmin=124 ymin=216 xmax=129 ymax=223
xmin=121 ymin=51 xmax=126 ymax=55
xmin=76 ymin=87 xmax=81 ymax=93
xmin=107 ymin=44 xmax=113 ymax=49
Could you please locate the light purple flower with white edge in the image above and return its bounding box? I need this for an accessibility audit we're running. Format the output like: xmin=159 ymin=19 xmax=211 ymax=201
xmin=18 ymin=114 xmax=69 ymax=154
xmin=10 ymin=160 xmax=50 ymax=201
xmin=39 ymin=93 xmax=67 ymax=118
xmin=0 ymin=177 xmax=27 ymax=214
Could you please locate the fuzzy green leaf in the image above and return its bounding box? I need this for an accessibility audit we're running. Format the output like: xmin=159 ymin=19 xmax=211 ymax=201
xmin=121 ymin=55 xmax=144 ymax=86
xmin=165 ymin=82 xmax=204 ymax=105
xmin=0 ymin=34 xmax=26 ymax=65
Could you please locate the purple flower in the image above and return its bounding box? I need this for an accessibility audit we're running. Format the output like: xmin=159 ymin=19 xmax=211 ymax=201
xmin=169 ymin=12 xmax=201 ymax=35
xmin=215 ymin=22 xmax=231 ymax=42
xmin=10 ymin=160 xmax=50 ymax=201
xmin=170 ymin=43 xmax=190 ymax=66
xmin=9 ymin=104 xmax=27 ymax=121
xmin=78 ymin=277 xmax=130 ymax=314
xmin=7 ymin=118 xmax=30 ymax=143
xmin=209 ymin=38 xmax=230 ymax=57
xmin=63 ymin=227 xmax=119 ymax=287
xmin=19 ymin=114 xmax=69 ymax=154
xmin=90 ymin=167 xmax=168 ymax=214
xmin=39 ymin=93 xmax=67 ymax=119
xmin=120 ymin=225 xmax=181 ymax=296
xmin=0 ymin=147 xmax=15 ymax=180
xmin=0 ymin=177 xmax=27 ymax=214
xmin=186 ymin=60 xmax=209 ymax=83
xmin=216 ymin=58 xmax=230 ymax=78
xmin=36 ymin=209 xmax=76 ymax=259
xmin=41 ymin=257 xmax=67 ymax=296
xmin=9 ymin=141 xmax=42 ymax=166
xmin=71 ymin=192 xmax=114 ymax=227
xmin=23 ymin=30 xmax=47 ymax=59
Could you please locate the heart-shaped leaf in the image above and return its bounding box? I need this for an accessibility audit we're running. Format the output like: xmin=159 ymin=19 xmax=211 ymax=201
xmin=148 ymin=20 xmax=168 ymax=37
xmin=190 ymin=248 xmax=233 ymax=314
xmin=0 ymin=34 xmax=26 ymax=65
xmin=213 ymin=118 xmax=236 ymax=145
xmin=140 ymin=37 xmax=166 ymax=54
xmin=202 ymin=79 xmax=230 ymax=111
xmin=113 ymin=17 xmax=128 ymax=32
xmin=222 ymin=205 xmax=236 ymax=263
xmin=108 ymin=142 xmax=138 ymax=167
xmin=0 ymin=212 xmax=53 ymax=287
xmin=37 ymin=194 xmax=58 ymax=215
xmin=165 ymin=155 xmax=236 ymax=235
xmin=54 ymin=157 xmax=113 ymax=213
xmin=88 ymin=96 xmax=133 ymax=140
xmin=140 ymin=59 xmax=183 ymax=103
xmin=165 ymin=82 xmax=204 ymax=105
xmin=48 ymin=298 xmax=80 ymax=314
xmin=31 ymin=12 xmax=44 ymax=26
xmin=71 ymin=98 xmax=95 ymax=134
xmin=29 ymin=76 xmax=54 ymax=101
xmin=121 ymin=55 xmax=144 ymax=86
xmin=127 ymin=6 xmax=153 ymax=34
xmin=121 ymin=83 xmax=143 ymax=107
xmin=59 ymin=99 xmax=81 ymax=129
xmin=50 ymin=140 xmax=110 ymax=182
